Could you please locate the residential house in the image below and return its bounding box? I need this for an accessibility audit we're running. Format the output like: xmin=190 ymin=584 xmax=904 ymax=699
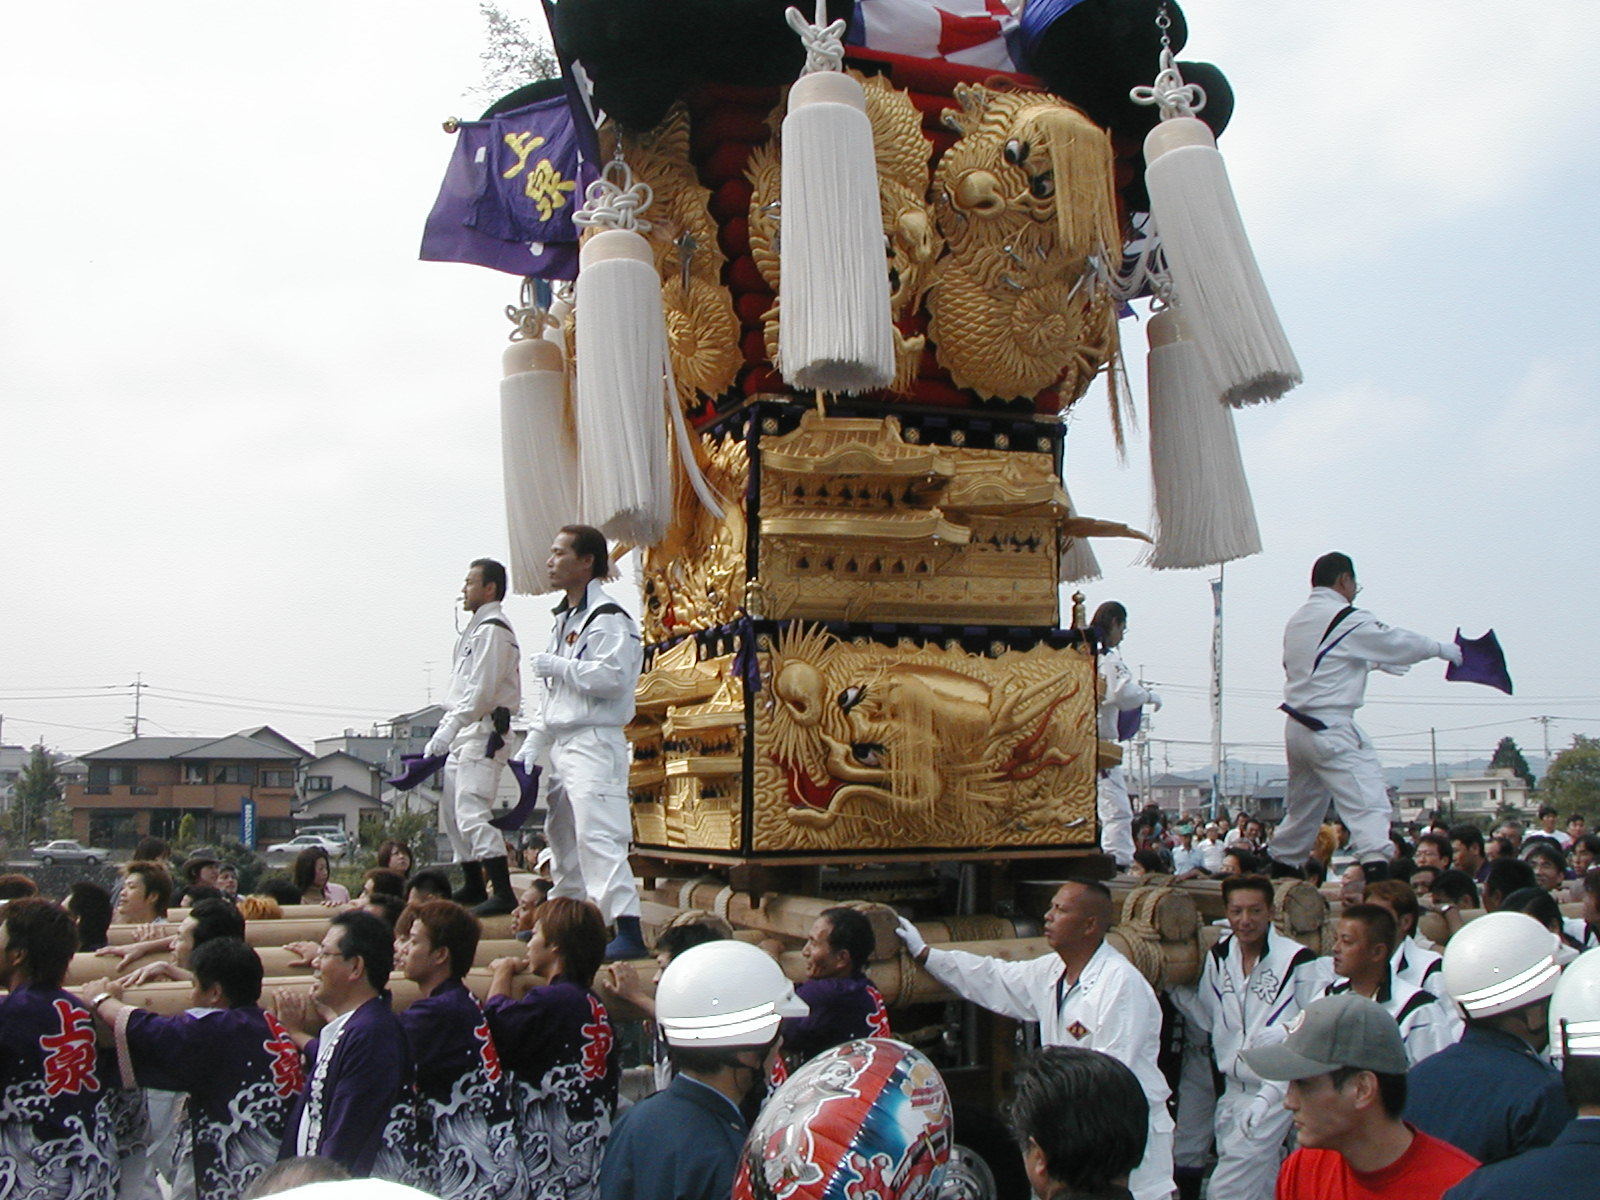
xmin=295 ymin=750 xmax=388 ymax=839
xmin=67 ymin=727 xmax=308 ymax=849
xmin=1448 ymin=767 xmax=1530 ymax=820
xmin=1145 ymin=773 xmax=1212 ymax=817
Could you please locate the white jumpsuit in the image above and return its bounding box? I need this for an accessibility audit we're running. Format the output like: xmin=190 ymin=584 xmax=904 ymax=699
xmin=523 ymin=579 xmax=643 ymax=922
xmin=1270 ymin=587 xmax=1457 ymax=867
xmin=430 ymin=601 xmax=521 ymax=864
xmin=1097 ymin=647 xmax=1152 ymax=869
xmin=922 ymin=940 xmax=1175 ymax=1200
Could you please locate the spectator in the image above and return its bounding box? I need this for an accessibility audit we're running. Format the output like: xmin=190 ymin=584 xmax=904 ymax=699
xmin=360 ymin=868 xmax=407 ymax=900
xmin=257 ymin=875 xmax=303 ymax=907
xmin=293 ymin=848 xmax=349 ymax=906
xmin=779 ymin=907 xmax=891 ymax=1068
xmin=0 ymin=873 xmax=41 ymax=900
xmin=1011 ymin=1047 xmax=1149 ymax=1200
xmin=1566 ymin=814 xmax=1589 ymax=850
xmin=600 ymin=941 xmax=804 ymax=1200
xmin=1243 ymin=993 xmax=1477 ymax=1200
xmin=511 ymin=878 xmax=554 ymax=940
xmin=375 ymin=842 xmax=413 ymax=879
xmin=86 ymin=938 xmax=304 ymax=1200
xmin=1431 ymin=869 xmax=1480 ymax=910
xmin=65 ymin=881 xmax=113 ymax=952
xmin=1494 ymin=820 xmax=1523 ymax=851
xmin=1413 ymin=833 xmax=1452 ymax=873
xmin=272 ymin=910 xmax=418 ymax=1180
xmin=1405 ymin=911 xmax=1571 ymax=1164
xmin=1337 ymin=863 xmax=1368 ymax=907
xmin=1198 ymin=824 xmax=1227 ymax=874
xmin=1572 ymin=834 xmax=1600 ymax=877
xmin=485 ymin=897 xmax=620 ymax=1200
xmin=133 ymin=836 xmax=172 ymax=865
xmin=0 ymin=898 xmax=118 ymax=1198
xmin=1578 ymin=871 xmax=1600 ymax=951
xmin=407 ymin=868 xmax=453 ymax=904
xmin=1170 ymin=824 xmax=1204 ymax=876
xmin=1450 ymin=825 xmax=1489 ymax=884
xmin=1130 ymin=848 xmax=1171 ymax=878
xmin=1485 ymin=837 xmax=1515 ymax=863
xmin=217 ymin=864 xmax=240 ymax=901
xmin=1303 ymin=857 xmax=1328 ymax=888
xmin=1482 ymin=858 xmax=1536 ymax=913
xmin=1410 ymin=865 xmax=1441 ymax=902
xmin=1535 ymin=804 xmax=1563 ymax=843
xmin=116 ymin=860 xmax=173 ymax=925
xmin=1222 ymin=847 xmax=1258 ymax=877
xmin=397 ymin=900 xmax=525 ymax=1200
xmin=1524 ymin=841 xmax=1572 ymax=895
xmin=359 ymin=893 xmax=405 ymax=929
xmin=178 ymin=855 xmax=222 ymax=906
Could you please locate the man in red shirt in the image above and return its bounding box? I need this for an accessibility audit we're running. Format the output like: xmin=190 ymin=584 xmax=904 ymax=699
xmin=1241 ymin=993 xmax=1478 ymax=1200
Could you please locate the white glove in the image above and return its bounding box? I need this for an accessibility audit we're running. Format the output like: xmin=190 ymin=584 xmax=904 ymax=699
xmin=1147 ymin=691 xmax=1162 ymax=713
xmin=1240 ymin=1091 xmax=1281 ymax=1138
xmin=895 ymin=915 xmax=927 ymax=960
xmin=424 ymin=734 xmax=450 ymax=758
xmin=530 ymin=653 xmax=561 ymax=680
xmin=1440 ymin=641 xmax=1464 ymax=667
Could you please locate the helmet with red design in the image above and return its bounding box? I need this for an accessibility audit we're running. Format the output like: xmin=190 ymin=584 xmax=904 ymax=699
xmin=734 ymin=1038 xmax=952 ymax=1200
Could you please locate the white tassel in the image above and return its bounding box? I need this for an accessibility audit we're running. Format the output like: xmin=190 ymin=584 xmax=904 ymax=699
xmin=777 ymin=6 xmax=895 ymax=393
xmin=1136 ymin=56 xmax=1301 ymax=407
xmin=1059 ymin=485 xmax=1103 ymax=583
xmin=1144 ymin=305 xmax=1262 ymax=568
xmin=500 ymin=338 xmax=579 ymax=594
xmin=574 ymin=227 xmax=674 ymax=546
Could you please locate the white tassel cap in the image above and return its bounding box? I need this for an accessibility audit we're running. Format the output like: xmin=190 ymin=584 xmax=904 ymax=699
xmin=1144 ymin=115 xmax=1301 ymax=407
xmin=1145 ymin=305 xmax=1262 ymax=569
xmin=501 ymin=337 xmax=580 ymax=595
xmin=778 ymin=69 xmax=896 ymax=394
xmin=574 ymin=227 xmax=674 ymax=547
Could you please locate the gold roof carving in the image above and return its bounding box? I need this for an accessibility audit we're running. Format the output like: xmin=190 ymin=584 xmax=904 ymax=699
xmin=762 ymin=412 xmax=953 ymax=480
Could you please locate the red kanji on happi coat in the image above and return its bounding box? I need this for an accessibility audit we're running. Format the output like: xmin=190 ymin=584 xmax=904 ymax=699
xmin=263 ymin=1011 xmax=305 ymax=1097
xmin=580 ymin=994 xmax=613 ymax=1081
xmin=40 ymin=999 xmax=100 ymax=1096
xmin=474 ymin=1014 xmax=504 ymax=1083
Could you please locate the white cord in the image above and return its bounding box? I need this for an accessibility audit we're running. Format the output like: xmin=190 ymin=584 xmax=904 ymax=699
xmin=784 ymin=3 xmax=846 ymax=75
xmin=573 ymin=158 xmax=655 ymax=233
xmin=1130 ymin=49 xmax=1207 ymax=121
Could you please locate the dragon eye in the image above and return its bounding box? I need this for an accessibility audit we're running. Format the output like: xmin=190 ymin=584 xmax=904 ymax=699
xmin=1003 ymin=139 xmax=1029 ymax=166
xmin=1029 ymin=172 xmax=1055 ymax=199
xmin=837 ymin=686 xmax=866 ymax=713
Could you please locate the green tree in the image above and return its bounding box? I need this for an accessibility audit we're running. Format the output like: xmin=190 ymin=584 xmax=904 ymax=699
xmin=360 ymin=806 xmax=435 ymax=867
xmin=9 ymin=745 xmax=65 ymax=846
xmin=1542 ymin=735 xmax=1600 ymax=816
xmin=1489 ymin=736 xmax=1536 ymax=791
xmin=472 ymin=1 xmax=561 ymax=105
xmin=173 ymin=812 xmax=198 ymax=854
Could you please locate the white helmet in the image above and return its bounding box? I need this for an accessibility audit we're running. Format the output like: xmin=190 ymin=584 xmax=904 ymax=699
xmin=1550 ymin=947 xmax=1600 ymax=1062
xmin=655 ymin=940 xmax=809 ymax=1048
xmin=1441 ymin=911 xmax=1562 ymax=1018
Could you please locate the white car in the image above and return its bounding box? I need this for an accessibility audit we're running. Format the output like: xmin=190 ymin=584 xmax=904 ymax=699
xmin=31 ymin=839 xmax=109 ymax=865
xmin=264 ymin=833 xmax=347 ymax=861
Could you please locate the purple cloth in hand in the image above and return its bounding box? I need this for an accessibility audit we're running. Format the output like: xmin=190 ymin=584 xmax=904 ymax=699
xmin=387 ymin=754 xmax=446 ymax=791
xmin=1446 ymin=628 xmax=1513 ymax=695
xmin=489 ymin=761 xmax=542 ymax=831
xmin=1117 ymin=707 xmax=1143 ymax=741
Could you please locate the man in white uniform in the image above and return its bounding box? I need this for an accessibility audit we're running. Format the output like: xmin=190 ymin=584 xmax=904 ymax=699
xmin=1093 ymin=602 xmax=1159 ymax=871
xmin=1314 ymin=904 xmax=1459 ymax=1064
xmin=425 ymin=558 xmax=521 ymax=915
xmin=896 ymin=880 xmax=1175 ymax=1200
xmin=516 ymin=524 xmax=647 ymax=961
xmin=1269 ymin=552 xmax=1462 ymax=882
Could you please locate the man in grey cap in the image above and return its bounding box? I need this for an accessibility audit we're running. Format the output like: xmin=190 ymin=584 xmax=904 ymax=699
xmin=1241 ymin=993 xmax=1478 ymax=1200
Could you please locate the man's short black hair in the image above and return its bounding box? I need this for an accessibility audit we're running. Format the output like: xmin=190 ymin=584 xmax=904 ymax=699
xmin=1483 ymin=858 xmax=1536 ymax=906
xmin=329 ymin=910 xmax=394 ymax=992
xmin=407 ymin=868 xmax=453 ymax=901
xmin=1501 ymin=888 xmax=1566 ymax=935
xmin=362 ymin=893 xmax=406 ymax=929
xmin=189 ymin=897 xmax=246 ymax=947
xmin=656 ymin=922 xmax=722 ymax=961
xmin=1222 ymin=874 xmax=1275 ymax=907
xmin=191 ymin=937 xmax=264 ymax=1007
xmin=1329 ymin=1065 xmax=1406 ymax=1118
xmin=257 ymin=874 xmax=303 ymax=906
xmin=184 ymin=886 xmax=225 ymax=907
xmin=1311 ymin=552 xmax=1355 ymax=588
xmin=559 ymin=524 xmax=610 ymax=580
xmin=1578 ymin=834 xmax=1600 ymax=859
xmin=0 ymin=874 xmax=39 ymax=901
xmin=1431 ymin=868 xmax=1480 ymax=907
xmin=1450 ymin=824 xmax=1485 ymax=853
xmin=1340 ymin=903 xmax=1399 ymax=955
xmin=133 ymin=836 xmax=170 ymax=862
xmin=1564 ymin=1053 xmax=1600 ymax=1108
xmin=66 ymin=882 xmax=113 ymax=949
xmin=470 ymin=557 xmax=508 ymax=602
xmin=1416 ymin=831 xmax=1453 ymax=862
xmin=2 ymin=898 xmax=78 ymax=988
xmin=1010 ymin=1047 xmax=1147 ymax=1194
xmin=819 ymin=907 xmax=875 ymax=974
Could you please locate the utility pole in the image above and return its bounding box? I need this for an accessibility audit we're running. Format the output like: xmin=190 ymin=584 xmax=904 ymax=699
xmin=1209 ymin=567 xmax=1225 ymax=820
xmin=128 ymin=674 xmax=144 ymax=738
xmin=1430 ymin=727 xmax=1443 ymax=819
xmin=1534 ymin=715 xmax=1554 ymax=782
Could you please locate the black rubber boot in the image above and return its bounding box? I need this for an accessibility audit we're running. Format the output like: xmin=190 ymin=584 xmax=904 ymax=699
xmin=1359 ymin=859 xmax=1391 ymax=883
xmin=456 ymin=860 xmax=488 ymax=906
xmin=1266 ymin=858 xmax=1305 ymax=880
xmin=473 ymin=856 xmax=517 ymax=917
xmin=605 ymin=915 xmax=649 ymax=961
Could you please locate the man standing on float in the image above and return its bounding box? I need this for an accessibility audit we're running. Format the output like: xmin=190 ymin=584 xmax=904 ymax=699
xmin=1269 ymin=552 xmax=1462 ymax=882
xmin=518 ymin=525 xmax=647 ymax=960
xmin=1094 ymin=601 xmax=1159 ymax=871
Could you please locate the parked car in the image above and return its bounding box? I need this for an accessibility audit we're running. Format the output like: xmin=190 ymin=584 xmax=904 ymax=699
xmin=263 ymin=833 xmax=347 ymax=862
xmin=31 ymin=839 xmax=110 ymax=865
xmin=299 ymin=825 xmax=351 ymax=849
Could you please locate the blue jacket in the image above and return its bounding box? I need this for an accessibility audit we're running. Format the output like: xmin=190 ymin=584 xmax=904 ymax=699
xmin=1443 ymin=1117 xmax=1600 ymax=1200
xmin=1405 ymin=1025 xmax=1573 ymax=1164
xmin=598 ymin=1075 xmax=747 ymax=1200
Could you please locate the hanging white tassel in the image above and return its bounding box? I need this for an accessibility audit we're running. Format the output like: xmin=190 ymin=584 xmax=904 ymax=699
xmin=777 ymin=3 xmax=895 ymax=393
xmin=573 ymin=226 xmax=674 ymax=546
xmin=1134 ymin=54 xmax=1301 ymax=406
xmin=1144 ymin=305 xmax=1262 ymax=568
xmin=501 ymin=337 xmax=580 ymax=594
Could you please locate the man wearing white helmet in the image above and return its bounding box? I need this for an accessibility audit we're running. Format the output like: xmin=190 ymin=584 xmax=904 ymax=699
xmin=1405 ymin=911 xmax=1574 ymax=1163
xmin=1442 ymin=947 xmax=1600 ymax=1198
xmin=597 ymin=940 xmax=807 ymax=1200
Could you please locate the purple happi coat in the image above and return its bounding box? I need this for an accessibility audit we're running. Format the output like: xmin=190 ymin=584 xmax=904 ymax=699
xmin=782 ymin=974 xmax=894 ymax=1067
xmin=400 ymin=978 xmax=525 ymax=1200
xmin=484 ymin=977 xmax=619 ymax=1200
xmin=120 ymin=1005 xmax=304 ymax=1200
xmin=281 ymin=994 xmax=418 ymax=1182
xmin=0 ymin=984 xmax=119 ymax=1200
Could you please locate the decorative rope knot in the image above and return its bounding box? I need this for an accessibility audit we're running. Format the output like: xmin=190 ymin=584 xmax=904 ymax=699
xmin=573 ymin=157 xmax=654 ymax=233
xmin=785 ymin=2 xmax=846 ymax=75
xmin=1130 ymin=49 xmax=1207 ymax=121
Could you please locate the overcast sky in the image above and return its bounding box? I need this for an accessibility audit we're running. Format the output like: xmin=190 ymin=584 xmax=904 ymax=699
xmin=3 ymin=1 xmax=1595 ymax=783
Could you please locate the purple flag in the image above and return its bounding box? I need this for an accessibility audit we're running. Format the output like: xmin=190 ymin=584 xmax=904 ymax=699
xmin=419 ymin=97 xmax=585 ymax=280
xmin=1117 ymin=707 xmax=1142 ymax=741
xmin=1446 ymin=628 xmax=1513 ymax=695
